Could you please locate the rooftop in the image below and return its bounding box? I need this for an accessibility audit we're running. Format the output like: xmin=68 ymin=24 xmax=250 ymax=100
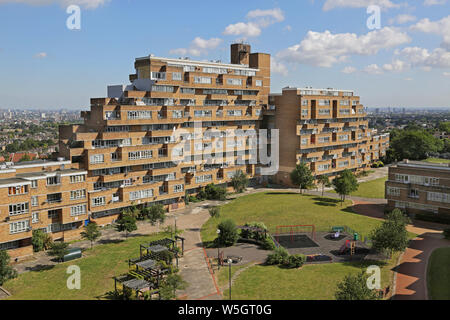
xmin=397 ymin=160 xmax=450 ymax=171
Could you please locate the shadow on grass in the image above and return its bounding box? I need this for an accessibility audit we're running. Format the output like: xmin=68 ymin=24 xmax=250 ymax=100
xmin=312 ymin=197 xmax=340 ymax=207
xmin=265 ymin=192 xmax=299 ymax=195
xmin=24 ymin=264 xmax=56 ymax=272
xmin=97 ymin=239 xmax=125 ymax=245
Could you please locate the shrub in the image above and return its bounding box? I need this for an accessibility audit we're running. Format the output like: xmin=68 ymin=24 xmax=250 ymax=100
xmin=208 ymin=207 xmax=220 ymax=218
xmin=443 ymin=228 xmax=450 ymax=239
xmin=266 ymin=247 xmax=289 ymax=265
xmin=261 ymin=237 xmax=276 ymax=250
xmin=32 ymin=229 xmax=49 ymax=252
xmin=284 ymin=254 xmax=306 ymax=268
xmin=205 ymin=184 xmax=227 ymax=201
xmin=48 ymin=242 xmax=69 ymax=262
xmin=217 ymin=219 xmax=239 ymax=247
xmin=240 ymin=222 xmax=268 ymax=241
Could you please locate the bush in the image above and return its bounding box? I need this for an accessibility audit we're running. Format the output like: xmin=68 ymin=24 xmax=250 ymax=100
xmin=415 ymin=213 xmax=450 ymax=225
xmin=266 ymin=247 xmax=289 ymax=265
xmin=205 ymin=184 xmax=227 ymax=201
xmin=284 ymin=254 xmax=306 ymax=268
xmin=32 ymin=229 xmax=52 ymax=252
xmin=217 ymin=219 xmax=239 ymax=247
xmin=240 ymin=222 xmax=267 ymax=242
xmin=261 ymin=237 xmax=276 ymax=250
xmin=209 ymin=207 xmax=220 ymax=218
xmin=48 ymin=242 xmax=69 ymax=262
xmin=443 ymin=228 xmax=450 ymax=239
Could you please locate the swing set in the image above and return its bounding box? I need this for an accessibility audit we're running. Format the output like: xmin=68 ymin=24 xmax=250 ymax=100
xmin=274 ymin=224 xmax=316 ymax=243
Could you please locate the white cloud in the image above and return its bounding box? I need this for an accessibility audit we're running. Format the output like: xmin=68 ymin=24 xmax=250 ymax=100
xmin=341 ymin=66 xmax=358 ymax=73
xmin=410 ymin=16 xmax=450 ymax=49
xmin=323 ymin=0 xmax=403 ymax=11
xmin=443 ymin=71 xmax=450 ymax=76
xmin=363 ymin=64 xmax=384 ymax=74
xmin=169 ymin=37 xmax=222 ymax=57
xmin=224 ymin=8 xmax=285 ymax=38
xmin=0 ymin=0 xmax=109 ymax=9
xmin=34 ymin=52 xmax=47 ymax=59
xmin=270 ymin=57 xmax=288 ymax=76
xmin=276 ymin=27 xmax=411 ymax=67
xmin=396 ymin=46 xmax=450 ymax=69
xmin=389 ymin=14 xmax=416 ymax=25
xmin=423 ymin=0 xmax=447 ymax=6
xmin=382 ymin=59 xmax=409 ymax=72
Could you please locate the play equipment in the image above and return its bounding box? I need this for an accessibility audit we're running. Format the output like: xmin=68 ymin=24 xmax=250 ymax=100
xmin=339 ymin=240 xmax=356 ymax=255
xmin=275 ymin=224 xmax=316 ymax=243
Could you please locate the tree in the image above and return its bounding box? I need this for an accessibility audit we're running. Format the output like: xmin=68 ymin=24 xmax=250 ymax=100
xmin=335 ymin=271 xmax=380 ymax=300
xmin=390 ymin=129 xmax=443 ymax=161
xmin=231 ymin=170 xmax=249 ymax=193
xmin=146 ymin=204 xmax=166 ymax=230
xmin=31 ymin=229 xmax=52 ymax=252
xmin=0 ymin=250 xmax=18 ymax=286
xmin=48 ymin=242 xmax=69 ymax=262
xmin=332 ymin=170 xmax=359 ymax=205
xmin=159 ymin=274 xmax=187 ymax=300
xmin=370 ymin=209 xmax=409 ymax=257
xmin=317 ymin=175 xmax=331 ymax=197
xmin=290 ymin=164 xmax=314 ymax=194
xmin=217 ymin=219 xmax=239 ymax=247
xmin=80 ymin=222 xmax=102 ymax=249
xmin=115 ymin=212 xmax=138 ymax=238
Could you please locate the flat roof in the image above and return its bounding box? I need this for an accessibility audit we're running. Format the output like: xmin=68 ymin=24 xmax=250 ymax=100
xmin=136 ymin=55 xmax=260 ymax=72
xmin=0 ymin=178 xmax=31 ymax=187
xmin=397 ymin=161 xmax=450 ymax=172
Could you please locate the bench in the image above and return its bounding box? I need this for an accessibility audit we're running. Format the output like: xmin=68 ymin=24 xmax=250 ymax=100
xmin=331 ymin=226 xmax=345 ymax=233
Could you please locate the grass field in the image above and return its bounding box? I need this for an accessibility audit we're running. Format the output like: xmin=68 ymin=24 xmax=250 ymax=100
xmin=329 ymin=177 xmax=387 ymax=199
xmin=3 ymin=232 xmax=170 ymax=300
xmin=218 ymin=254 xmax=399 ymax=300
xmin=423 ymin=158 xmax=450 ymax=164
xmin=427 ymin=247 xmax=450 ymax=300
xmin=201 ymin=192 xmax=383 ymax=244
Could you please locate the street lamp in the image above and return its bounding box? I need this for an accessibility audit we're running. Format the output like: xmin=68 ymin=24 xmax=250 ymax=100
xmin=174 ymin=216 xmax=178 ymax=236
xmin=228 ymin=258 xmax=233 ymax=300
xmin=216 ymin=229 xmax=221 ymax=270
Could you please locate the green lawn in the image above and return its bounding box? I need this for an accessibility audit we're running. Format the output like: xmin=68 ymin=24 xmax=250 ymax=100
xmin=423 ymin=158 xmax=450 ymax=164
xmin=201 ymin=192 xmax=383 ymax=244
xmin=3 ymin=232 xmax=170 ymax=300
xmin=427 ymin=247 xmax=450 ymax=300
xmin=219 ymin=255 xmax=399 ymax=300
xmin=329 ymin=177 xmax=387 ymax=199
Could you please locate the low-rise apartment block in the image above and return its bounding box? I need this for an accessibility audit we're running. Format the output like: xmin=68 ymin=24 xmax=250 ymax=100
xmin=265 ymin=87 xmax=389 ymax=185
xmin=0 ymin=159 xmax=88 ymax=258
xmin=385 ymin=160 xmax=450 ymax=216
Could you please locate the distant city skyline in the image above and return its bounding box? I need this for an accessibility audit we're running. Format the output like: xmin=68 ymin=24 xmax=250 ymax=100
xmin=1 ymin=0 xmax=449 ymax=109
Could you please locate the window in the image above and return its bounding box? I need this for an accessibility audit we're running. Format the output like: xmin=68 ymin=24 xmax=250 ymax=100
xmin=92 ymin=196 xmax=106 ymax=207
xmin=90 ymin=154 xmax=104 ymax=164
xmin=195 ymin=175 xmax=213 ymax=184
xmin=172 ymin=72 xmax=182 ymax=81
xmin=318 ymin=99 xmax=330 ymax=106
xmin=31 ymin=180 xmax=38 ymax=188
xmin=173 ymin=184 xmax=184 ymax=193
xmin=409 ymin=188 xmax=419 ymax=199
xmin=9 ymin=220 xmax=30 ymax=234
xmin=227 ymin=110 xmax=242 ymax=117
xmin=427 ymin=192 xmax=450 ymax=203
xmin=31 ymin=196 xmax=38 ymax=207
xmin=151 ymin=85 xmax=174 ymax=93
xmin=318 ymin=109 xmax=330 ymax=115
xmin=47 ymin=193 xmax=62 ymax=204
xmin=111 ymin=152 xmax=120 ymax=162
xmin=150 ymin=72 xmax=166 ymax=80
xmin=32 ymin=212 xmax=39 ymax=223
xmin=128 ymin=150 xmax=153 ymax=160
xmin=255 ymin=80 xmax=262 ymax=87
xmin=172 ymin=110 xmax=183 ymax=119
xmin=194 ymin=76 xmax=211 ymax=84
xmin=48 ymin=210 xmax=59 ymax=219
xmin=339 ymin=135 xmax=349 ymax=141
xmin=70 ymin=174 xmax=86 ymax=183
xmin=105 ymin=111 xmax=120 ymax=120
xmin=340 ymin=109 xmax=351 ymax=115
xmin=129 ymin=189 xmax=154 ymax=201
xmin=127 ymin=110 xmax=152 ymax=120
xmin=46 ymin=176 xmax=60 ymax=186
xmin=227 ymin=78 xmax=242 ymax=86
xmin=183 ymin=65 xmax=196 ymax=72
xmin=8 ymin=185 xmax=28 ymax=196
xmin=340 ymin=100 xmax=350 ymax=106
xmin=318 ymin=164 xmax=330 ymax=172
xmin=338 ymin=161 xmax=349 ymax=168
xmin=301 ymin=100 xmax=308 ymax=106
xmin=318 ymin=136 xmax=330 ymax=143
xmin=387 ymin=187 xmax=400 ymax=197
xmin=9 ymin=202 xmax=29 ymax=216
xmin=70 ymin=189 xmax=86 ymax=200
xmin=301 ymin=109 xmax=308 ymax=116
xmin=68 ymin=205 xmax=86 ymax=217
xmin=301 ymin=138 xmax=308 ymax=145
xmin=180 ymin=87 xmax=196 ymax=94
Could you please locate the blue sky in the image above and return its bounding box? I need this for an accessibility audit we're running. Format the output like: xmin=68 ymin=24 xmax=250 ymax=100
xmin=0 ymin=0 xmax=449 ymax=109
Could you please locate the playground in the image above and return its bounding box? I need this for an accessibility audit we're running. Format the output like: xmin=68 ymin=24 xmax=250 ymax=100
xmin=273 ymin=225 xmax=372 ymax=263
